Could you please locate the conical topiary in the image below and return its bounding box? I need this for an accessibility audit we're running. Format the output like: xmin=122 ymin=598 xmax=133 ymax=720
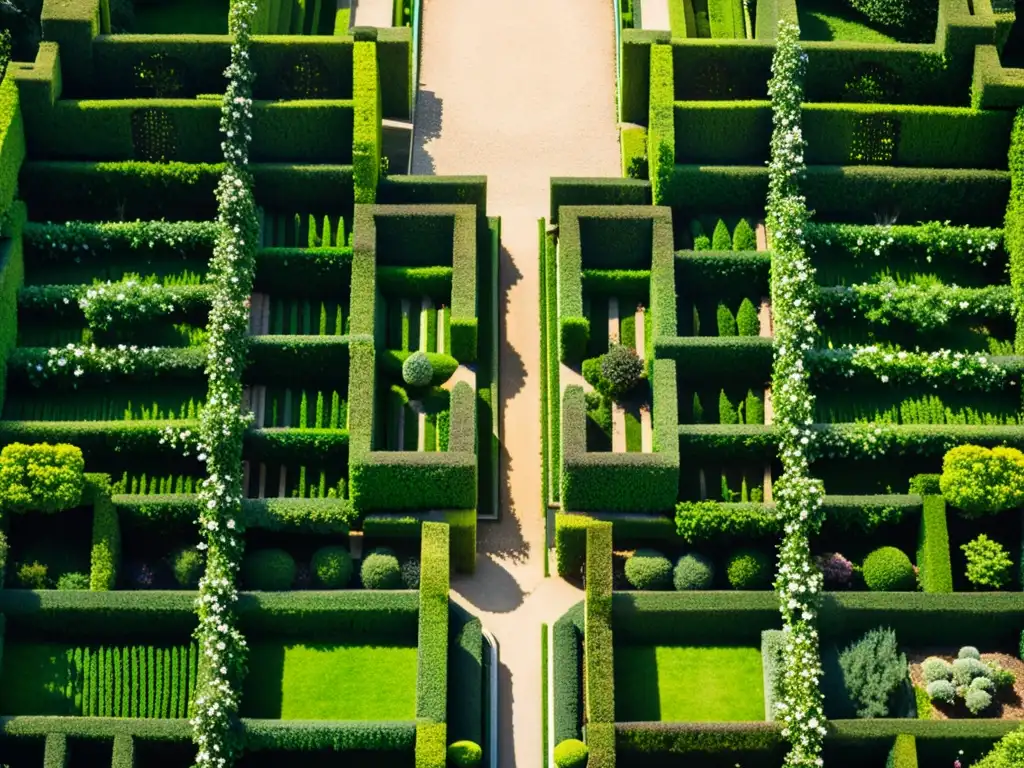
xmin=733 ymin=218 xmax=757 ymax=251
xmin=744 ymin=389 xmax=764 ymax=425
xmin=717 ymin=303 xmax=737 ymax=336
xmin=719 ymin=389 xmax=738 ymax=424
xmin=712 ymin=219 xmax=732 ymax=250
xmin=736 ymin=298 xmax=760 ymax=336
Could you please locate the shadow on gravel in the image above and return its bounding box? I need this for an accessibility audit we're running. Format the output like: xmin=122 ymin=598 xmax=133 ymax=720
xmin=451 ymin=554 xmax=525 ymax=614
xmin=410 ymin=89 xmax=442 ymax=175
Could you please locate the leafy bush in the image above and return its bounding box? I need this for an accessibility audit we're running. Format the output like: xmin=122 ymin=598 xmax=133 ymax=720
xmin=816 ymin=552 xmax=854 ymax=587
xmin=971 ymin=676 xmax=995 ymax=693
xmin=600 ymin=344 xmax=643 ymax=399
xmin=959 ymin=646 xmax=981 ymax=660
xmin=966 ymin=688 xmax=993 ymax=714
xmin=401 ymin=556 xmax=421 ymax=589
xmin=242 ymin=548 xmax=296 ymax=591
xmin=56 ymin=571 xmax=89 ymax=590
xmin=673 ymin=553 xmax=714 ymax=590
xmin=922 ymin=657 xmax=952 ymax=683
xmin=733 ymin=218 xmax=756 ymax=251
xmin=716 ymin=303 xmax=737 ymax=336
xmin=926 ymin=679 xmax=955 ymax=704
xmin=0 ymin=443 xmax=85 ymax=514
xmin=925 ymin=648 xmax=1015 ymax=713
xmin=625 ymin=549 xmax=673 ymax=590
xmin=311 ymin=546 xmax=354 ymax=588
xmin=402 ymin=351 xmax=434 ymax=388
xmin=940 ymin=445 xmax=1024 ymax=518
xmin=953 ymin=657 xmax=989 ymax=686
xmin=171 ymin=547 xmax=204 ymax=589
xmin=16 ymin=560 xmax=49 ymax=589
xmin=726 ymin=549 xmax=772 ymax=589
xmin=719 ymin=390 xmax=738 ymax=424
xmin=711 ymin=219 xmax=732 ymax=250
xmin=554 ymin=738 xmax=588 ymax=768
xmin=447 ymin=740 xmax=482 ymax=767
xmin=744 ymin=389 xmax=764 ymax=424
xmin=693 ymin=234 xmax=711 ymax=251
xmin=862 ymin=547 xmax=916 ymax=591
xmin=961 ymin=534 xmax=1014 ymax=589
xmin=838 ymin=627 xmax=908 ymax=718
xmin=361 ymin=547 xmax=403 ymax=589
xmin=736 ymin=298 xmax=760 ymax=336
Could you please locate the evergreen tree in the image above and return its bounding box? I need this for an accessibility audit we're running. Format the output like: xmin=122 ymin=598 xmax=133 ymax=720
xmin=719 ymin=390 xmax=739 ymax=424
xmin=733 ymin=218 xmax=757 ymax=251
xmin=712 ymin=219 xmax=732 ymax=250
xmin=745 ymin=389 xmax=764 ymax=424
xmin=717 ymin=303 xmax=738 ymax=336
xmin=736 ymin=297 xmax=760 ymax=336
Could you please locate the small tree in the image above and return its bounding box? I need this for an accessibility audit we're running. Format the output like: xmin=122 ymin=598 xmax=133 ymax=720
xmin=719 ymin=390 xmax=739 ymax=425
xmin=733 ymin=218 xmax=757 ymax=251
xmin=962 ymin=534 xmax=1013 ymax=589
xmin=717 ymin=303 xmax=737 ymax=336
xmin=692 ymin=392 xmax=704 ymax=423
xmin=736 ymin=298 xmax=760 ymax=336
xmin=601 ymin=344 xmax=644 ymax=400
xmin=711 ymin=219 xmax=732 ymax=250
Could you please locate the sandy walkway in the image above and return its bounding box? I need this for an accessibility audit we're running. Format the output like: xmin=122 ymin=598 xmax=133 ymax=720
xmin=412 ymin=0 xmax=619 ymax=761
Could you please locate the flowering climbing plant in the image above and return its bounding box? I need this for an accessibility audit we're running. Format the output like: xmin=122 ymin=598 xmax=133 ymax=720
xmin=78 ymin=277 xmax=178 ymax=331
xmin=810 ymin=345 xmax=1008 ymax=389
xmin=766 ymin=21 xmax=827 ymax=768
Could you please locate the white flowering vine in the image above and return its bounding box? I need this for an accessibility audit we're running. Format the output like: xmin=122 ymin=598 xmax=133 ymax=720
xmin=810 ymin=345 xmax=1008 ymax=389
xmin=766 ymin=22 xmax=827 ymax=768
xmin=79 ymin=277 xmax=178 ymax=331
xmin=24 ymin=342 xmax=190 ymax=383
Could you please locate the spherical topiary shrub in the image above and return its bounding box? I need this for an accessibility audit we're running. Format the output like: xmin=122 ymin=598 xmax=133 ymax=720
xmin=921 ymin=657 xmax=952 ymax=683
xmin=446 ymin=740 xmax=482 ymax=767
xmin=360 ymin=547 xmax=403 ymax=589
xmin=401 ymin=556 xmax=421 ymax=589
xmin=862 ymin=546 xmax=916 ymax=592
xmin=927 ymin=679 xmax=956 ymax=704
xmin=624 ymin=549 xmax=672 ymax=590
xmin=242 ymin=548 xmax=296 ymax=591
xmin=172 ymin=547 xmax=204 ymax=588
xmin=311 ymin=546 xmax=354 ymax=588
xmin=940 ymin=445 xmax=1024 ymax=518
xmin=959 ymin=646 xmax=982 ymax=661
xmin=402 ymin=351 xmax=434 ymax=388
xmin=673 ymin=553 xmax=714 ymax=590
xmin=600 ymin=344 xmax=643 ymax=400
xmin=554 ymin=738 xmax=588 ymax=768
xmin=726 ymin=549 xmax=772 ymax=589
xmin=966 ymin=688 xmax=993 ymax=715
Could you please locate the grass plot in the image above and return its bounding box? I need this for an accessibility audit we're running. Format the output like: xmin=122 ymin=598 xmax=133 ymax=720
xmin=242 ymin=643 xmax=418 ymax=720
xmin=614 ymin=645 xmax=765 ymax=721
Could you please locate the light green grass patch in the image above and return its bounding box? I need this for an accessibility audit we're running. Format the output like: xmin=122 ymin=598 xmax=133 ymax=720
xmin=797 ymin=0 xmax=897 ymax=43
xmin=243 ymin=643 xmax=418 ymax=720
xmin=614 ymin=645 xmax=764 ymax=721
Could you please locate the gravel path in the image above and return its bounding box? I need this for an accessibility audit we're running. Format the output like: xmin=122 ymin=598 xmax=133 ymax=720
xmin=412 ymin=0 xmax=619 ymax=762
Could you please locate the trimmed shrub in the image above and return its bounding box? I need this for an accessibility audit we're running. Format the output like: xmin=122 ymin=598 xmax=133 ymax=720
xmin=887 ymin=733 xmax=916 ymax=768
xmin=733 ymin=218 xmax=757 ymax=251
xmin=736 ymin=298 xmax=760 ymax=336
xmin=361 ymin=547 xmax=403 ymax=589
xmin=719 ymin=390 xmax=738 ymax=425
xmin=971 ymin=676 xmax=995 ymax=693
xmin=311 ymin=546 xmax=354 ymax=588
xmin=839 ymin=627 xmax=909 ymax=718
xmin=601 ymin=344 xmax=643 ymax=399
xmin=952 ymin=657 xmax=989 ymax=687
xmin=242 ymin=548 xmax=296 ymax=591
xmin=402 ymin=351 xmax=434 ymax=388
xmin=962 ymin=534 xmax=1014 ymax=589
xmin=674 ymin=553 xmax=715 ymax=590
xmin=554 ymin=738 xmax=588 ymax=768
xmin=56 ymin=571 xmax=89 ymax=590
xmin=726 ymin=549 xmax=772 ymax=589
xmin=716 ymin=303 xmax=737 ymax=336
xmin=171 ymin=548 xmax=204 ymax=589
xmin=692 ymin=393 xmax=704 ymax=423
xmin=959 ymin=646 xmax=982 ymax=660
xmin=862 ymin=547 xmax=916 ymax=591
xmin=711 ymin=219 xmax=732 ymax=250
xmin=926 ymin=679 xmax=955 ymax=704
xmin=693 ymin=234 xmax=711 ymax=251
xmin=966 ymin=688 xmax=993 ymax=714
xmin=940 ymin=445 xmax=1024 ymax=518
xmin=0 ymin=443 xmax=85 ymax=513
xmin=922 ymin=657 xmax=952 ymax=683
xmin=447 ymin=740 xmax=482 ymax=767
xmin=401 ymin=556 xmax=421 ymax=589
xmin=625 ymin=549 xmax=673 ymax=590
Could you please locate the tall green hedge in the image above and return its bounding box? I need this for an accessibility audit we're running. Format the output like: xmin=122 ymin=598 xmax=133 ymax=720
xmin=584 ymin=522 xmax=614 ymax=725
xmin=1007 ymin=108 xmax=1024 ymax=352
xmin=353 ymin=40 xmax=382 ymax=203
xmin=916 ymin=496 xmax=953 ymax=593
xmin=648 ymin=44 xmax=675 ymax=206
xmin=416 ymin=522 xmax=449 ymax=724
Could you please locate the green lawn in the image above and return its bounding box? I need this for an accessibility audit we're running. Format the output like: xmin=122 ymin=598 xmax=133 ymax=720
xmin=242 ymin=643 xmax=418 ymax=720
xmin=614 ymin=645 xmax=765 ymax=721
xmin=0 ymin=643 xmax=74 ymax=715
xmin=797 ymin=0 xmax=897 ymax=43
xmin=133 ymin=0 xmax=229 ymax=34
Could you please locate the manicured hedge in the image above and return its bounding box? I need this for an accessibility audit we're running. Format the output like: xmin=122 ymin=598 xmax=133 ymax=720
xmin=351 ymin=451 xmax=476 ymax=512
xmin=816 ymin=424 xmax=1024 ymax=459
xmin=254 ymin=247 xmax=352 ymax=297
xmin=584 ymin=522 xmax=614 ymax=725
xmin=649 ymin=44 xmax=675 ymax=205
xmin=245 ymin=335 xmax=351 ymax=386
xmin=0 ymin=203 xmax=26 ymax=415
xmin=615 ymin=722 xmax=786 ymax=757
xmin=553 ymin=602 xmax=584 ymax=744
xmin=612 ymin=592 xmax=779 ymax=645
xmin=448 ymin=603 xmax=483 ymax=746
xmin=43 ymin=733 xmax=67 ymax=768
xmin=1008 ymin=107 xmax=1024 ymax=353
xmin=916 ymin=495 xmax=953 ymax=593
xmin=549 ymin=178 xmax=650 ymax=224
xmin=654 ymin=336 xmax=773 ymax=381
xmin=416 ymin=523 xmax=449 ymax=724
xmin=353 ymin=40 xmax=381 ymax=204
xmin=555 ymin=513 xmax=593 ymax=577
xmin=0 ymin=420 xmax=198 ymax=466
xmin=0 ymin=591 xmax=197 ymax=639
xmin=242 ymin=720 xmax=417 ymax=751
xmin=114 ymin=496 xmax=357 ymax=533
xmin=676 ymin=251 xmax=771 ymax=300
xmin=760 ymin=630 xmax=785 ymax=722
xmin=0 ymin=76 xmax=26 ymax=218
xmin=87 ymin=474 xmax=119 ymax=591
xmin=415 ymin=721 xmax=446 ymax=768
xmin=676 ymin=424 xmax=777 ymax=461
xmin=557 ymin=210 xmax=587 ymax=363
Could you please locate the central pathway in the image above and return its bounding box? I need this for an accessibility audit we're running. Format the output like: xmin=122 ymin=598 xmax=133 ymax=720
xmin=411 ymin=0 xmax=620 ymax=763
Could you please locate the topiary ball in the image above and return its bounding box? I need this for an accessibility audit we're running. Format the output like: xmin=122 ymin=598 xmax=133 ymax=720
xmin=927 ymin=679 xmax=956 ymax=704
xmin=673 ymin=553 xmax=714 ymax=590
xmin=624 ymin=549 xmax=673 ymax=590
xmin=242 ymin=548 xmax=296 ymax=591
xmin=171 ymin=547 xmax=204 ymax=588
xmin=554 ymin=738 xmax=589 ymax=768
xmin=361 ymin=547 xmax=403 ymax=589
xmin=921 ymin=657 xmax=952 ymax=683
xmin=401 ymin=556 xmax=421 ymax=589
xmin=446 ymin=740 xmax=482 ymax=767
xmin=402 ymin=351 xmax=434 ymax=388
xmin=959 ymin=646 xmax=981 ymax=661
xmin=726 ymin=549 xmax=772 ymax=589
xmin=966 ymin=688 xmax=993 ymax=715
xmin=311 ymin=546 xmax=354 ymax=588
xmin=862 ymin=546 xmax=916 ymax=592
xmin=600 ymin=344 xmax=643 ymax=399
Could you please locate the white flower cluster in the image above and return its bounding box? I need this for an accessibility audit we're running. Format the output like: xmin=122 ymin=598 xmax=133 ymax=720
xmin=78 ymin=277 xmax=176 ymax=331
xmin=766 ymin=22 xmax=827 ymax=768
xmin=29 ymin=342 xmax=172 ymax=382
xmin=815 ymin=345 xmax=1007 ymax=389
xmin=806 ymin=221 xmax=1001 ymax=267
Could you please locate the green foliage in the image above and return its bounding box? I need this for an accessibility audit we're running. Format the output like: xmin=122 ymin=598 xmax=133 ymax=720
xmin=554 ymin=513 xmax=591 ymax=577
xmin=887 ymin=734 xmax=917 ymax=768
xmin=16 ymin=560 xmax=49 ymax=588
xmin=862 ymin=547 xmax=916 ymax=591
xmin=744 ymin=389 xmax=765 ymax=425
xmin=625 ymin=549 xmax=673 ymax=590
xmin=402 ymin=350 xmax=434 ymax=388
xmin=0 ymin=443 xmax=85 ymax=514
xmin=736 ymin=298 xmax=760 ymax=336
xmin=171 ymin=547 xmax=203 ymax=589
xmin=711 ymin=219 xmax=732 ymax=250
xmin=940 ymin=445 xmax=1024 ymax=517
xmin=845 ymin=0 xmax=934 ymax=35
xmin=718 ymin=389 xmax=738 ymax=424
xmin=692 ymin=393 xmax=704 ymax=423
xmin=962 ymin=534 xmax=1014 ymax=589
xmin=361 ymin=547 xmax=403 ymax=589
xmin=554 ymin=739 xmax=588 ymax=768
xmin=733 ymin=218 xmax=757 ymax=251
xmin=915 ymin=496 xmax=953 ymax=593
xmin=838 ymin=627 xmax=909 ymax=718
xmin=417 ymin=523 xmax=449 ymax=724
xmin=716 ymin=303 xmax=738 ymax=336
xmin=673 ymin=553 xmax=714 ymax=590
xmin=311 ymin=545 xmax=354 ymax=589
xmin=601 ymin=344 xmax=643 ymax=399
xmin=353 ymin=40 xmax=381 ymax=203
xmin=242 ymin=548 xmax=296 ymax=591
xmin=88 ymin=476 xmax=119 ymax=591
xmin=726 ymin=549 xmax=772 ymax=589
xmin=693 ymin=234 xmax=711 ymax=251
xmin=560 ymin=316 xmax=590 ymax=364
xmin=675 ymin=500 xmax=779 ymax=542
xmin=584 ymin=522 xmax=614 ymax=724
xmin=56 ymin=571 xmax=89 ymax=590
xmin=909 ymin=473 xmax=942 ymax=495
xmin=447 ymin=740 xmax=482 ymax=767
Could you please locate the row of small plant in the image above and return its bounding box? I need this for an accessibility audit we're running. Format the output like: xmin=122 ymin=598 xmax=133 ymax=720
xmin=692 ymin=388 xmax=766 ymax=425
xmin=240 ymin=546 xmax=419 ymax=591
xmin=622 ymin=547 xmax=773 ymax=591
xmin=817 ymin=393 xmax=1022 ymax=427
xmin=689 ymin=217 xmax=758 ymax=251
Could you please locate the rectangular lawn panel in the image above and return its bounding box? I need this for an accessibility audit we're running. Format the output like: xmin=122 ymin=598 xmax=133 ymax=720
xmin=242 ymin=643 xmax=417 ymax=720
xmin=614 ymin=645 xmax=764 ymax=722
